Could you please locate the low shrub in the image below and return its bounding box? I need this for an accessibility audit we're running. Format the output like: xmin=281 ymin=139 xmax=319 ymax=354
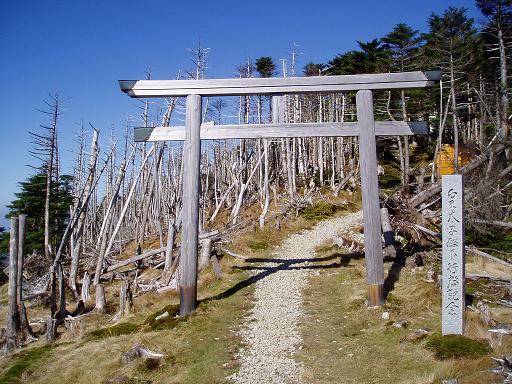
xmin=301 ymin=202 xmax=336 ymax=221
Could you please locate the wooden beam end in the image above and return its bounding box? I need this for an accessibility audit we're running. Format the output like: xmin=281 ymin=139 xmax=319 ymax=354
xmin=134 ymin=127 xmax=154 ymax=142
xmin=119 ymin=80 xmax=138 ymax=94
xmin=423 ymin=70 xmax=442 ymax=81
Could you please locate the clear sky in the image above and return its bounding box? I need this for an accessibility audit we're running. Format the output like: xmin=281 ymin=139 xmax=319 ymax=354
xmin=0 ymin=0 xmax=480 ymax=228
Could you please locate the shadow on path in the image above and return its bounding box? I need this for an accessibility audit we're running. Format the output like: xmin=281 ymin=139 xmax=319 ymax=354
xmin=201 ymin=251 xmax=364 ymax=305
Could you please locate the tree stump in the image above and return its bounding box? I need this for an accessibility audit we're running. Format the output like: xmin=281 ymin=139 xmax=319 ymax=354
xmin=81 ymin=272 xmax=90 ymax=303
xmin=198 ymin=238 xmax=212 ymax=272
xmin=46 ymin=317 xmax=57 ymax=343
xmin=95 ymin=284 xmax=106 ymax=313
xmin=119 ymin=279 xmax=133 ymax=318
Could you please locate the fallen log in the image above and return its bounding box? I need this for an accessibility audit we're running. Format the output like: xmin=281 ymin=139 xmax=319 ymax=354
xmin=467 ymin=247 xmax=512 ymax=269
xmin=333 ymin=170 xmax=355 ymax=196
xmin=488 ymin=325 xmax=512 ymax=336
xmin=219 ymin=248 xmax=246 ymax=260
xmin=413 ymin=224 xmax=441 ymax=239
xmin=103 ymin=230 xmax=221 ymax=275
xmin=105 ymin=247 xmax=166 ymax=273
xmin=474 ymin=219 xmax=512 ymax=230
xmin=467 ymin=273 xmax=511 ymax=283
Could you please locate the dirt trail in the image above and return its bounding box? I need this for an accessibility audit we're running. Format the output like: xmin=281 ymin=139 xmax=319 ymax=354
xmin=229 ymin=211 xmax=363 ymax=384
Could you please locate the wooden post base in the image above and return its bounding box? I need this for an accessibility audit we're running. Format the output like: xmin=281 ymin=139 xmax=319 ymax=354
xmin=367 ymin=284 xmax=385 ymax=307
xmin=179 ymin=285 xmax=197 ymax=316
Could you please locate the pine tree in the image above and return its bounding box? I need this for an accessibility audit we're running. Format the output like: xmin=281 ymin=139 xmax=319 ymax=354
xmin=303 ymin=62 xmax=325 ymax=76
xmin=0 ymin=172 xmax=73 ymax=255
xmin=477 ymin=0 xmax=512 ymax=139
xmin=423 ymin=7 xmax=478 ymax=170
xmin=255 ymin=57 xmax=276 ymax=78
xmin=327 ymin=39 xmax=391 ymax=75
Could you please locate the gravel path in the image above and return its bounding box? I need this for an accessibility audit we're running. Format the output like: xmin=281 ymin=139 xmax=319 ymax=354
xmin=229 ymin=211 xmax=363 ymax=384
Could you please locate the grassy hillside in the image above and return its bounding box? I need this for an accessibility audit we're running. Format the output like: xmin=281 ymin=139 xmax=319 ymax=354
xmin=0 ymin=192 xmax=510 ymax=383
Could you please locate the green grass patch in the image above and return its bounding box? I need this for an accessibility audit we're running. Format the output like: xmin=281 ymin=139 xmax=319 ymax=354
xmin=383 ymin=292 xmax=404 ymax=311
xmin=301 ymin=202 xmax=336 ymax=221
xmin=425 ymin=333 xmax=492 ymax=360
xmin=0 ymin=344 xmax=56 ymax=384
xmin=247 ymin=239 xmax=270 ymax=251
xmin=84 ymin=321 xmax=140 ymax=342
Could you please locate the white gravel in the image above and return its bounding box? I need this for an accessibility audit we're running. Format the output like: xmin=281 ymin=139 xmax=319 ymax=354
xmin=229 ymin=211 xmax=363 ymax=384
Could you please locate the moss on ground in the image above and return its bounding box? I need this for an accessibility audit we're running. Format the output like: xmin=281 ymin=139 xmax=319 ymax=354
xmin=84 ymin=322 xmax=140 ymax=342
xmin=143 ymin=304 xmax=182 ymax=331
xmin=425 ymin=333 xmax=492 ymax=360
xmin=0 ymin=344 xmax=56 ymax=384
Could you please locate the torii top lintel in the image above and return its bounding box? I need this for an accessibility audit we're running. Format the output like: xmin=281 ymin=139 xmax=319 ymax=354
xmin=119 ymin=70 xmax=441 ymax=98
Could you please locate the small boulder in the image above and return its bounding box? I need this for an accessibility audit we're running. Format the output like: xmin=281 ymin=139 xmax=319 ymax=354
xmin=402 ymin=328 xmax=433 ymax=342
xmin=392 ymin=320 xmax=408 ymax=329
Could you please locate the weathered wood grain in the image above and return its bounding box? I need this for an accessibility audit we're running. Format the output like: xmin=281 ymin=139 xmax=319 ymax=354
xmin=120 ymin=70 xmax=442 ymax=97
xmin=6 ymin=216 xmax=19 ymax=351
xmin=16 ymin=214 xmax=26 ymax=306
xmin=134 ymin=121 xmax=428 ymax=142
xmin=356 ymin=90 xmax=385 ymax=307
xmin=179 ymin=94 xmax=202 ymax=316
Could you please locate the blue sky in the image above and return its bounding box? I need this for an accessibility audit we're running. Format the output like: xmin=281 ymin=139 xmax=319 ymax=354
xmin=0 ymin=0 xmax=480 ymax=228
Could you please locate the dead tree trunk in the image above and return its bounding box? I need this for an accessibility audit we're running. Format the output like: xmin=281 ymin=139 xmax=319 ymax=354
xmin=57 ymin=263 xmax=67 ymax=320
xmin=95 ymin=146 xmax=154 ymax=285
xmin=81 ymin=272 xmax=90 ymax=303
xmin=43 ymin=96 xmax=60 ymax=261
xmin=6 ymin=217 xmax=19 ymax=353
xmin=69 ymin=129 xmax=99 ymax=296
xmin=93 ymin=150 xmax=133 ymax=286
xmin=46 ymin=318 xmax=57 ymax=343
xmin=380 ymin=208 xmax=396 ymax=257
xmin=16 ymin=215 xmax=31 ymax=340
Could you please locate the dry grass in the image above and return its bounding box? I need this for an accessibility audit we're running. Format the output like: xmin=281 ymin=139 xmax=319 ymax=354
xmin=1 ymin=191 xmax=509 ymax=383
xmin=0 ymin=255 xmax=255 ymax=384
xmin=298 ymin=245 xmax=511 ymax=384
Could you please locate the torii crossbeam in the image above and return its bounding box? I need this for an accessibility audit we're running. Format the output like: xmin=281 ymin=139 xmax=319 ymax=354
xmin=119 ymin=70 xmax=441 ymax=315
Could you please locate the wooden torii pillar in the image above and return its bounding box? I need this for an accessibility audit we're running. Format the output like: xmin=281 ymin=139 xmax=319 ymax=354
xmin=119 ymin=70 xmax=441 ymax=315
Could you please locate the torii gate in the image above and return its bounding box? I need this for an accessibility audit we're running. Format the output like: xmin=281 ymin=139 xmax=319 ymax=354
xmin=119 ymin=70 xmax=441 ymax=315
